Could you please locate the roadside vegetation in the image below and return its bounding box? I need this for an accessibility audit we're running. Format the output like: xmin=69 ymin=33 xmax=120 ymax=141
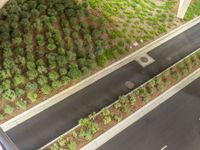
xmin=0 ymin=0 xmax=182 ymax=122
xmin=184 ymin=0 xmax=200 ymax=21
xmin=47 ymin=49 xmax=200 ymax=150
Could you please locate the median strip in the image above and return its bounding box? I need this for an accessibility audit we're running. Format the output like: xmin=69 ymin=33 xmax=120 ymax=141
xmin=41 ymin=49 xmax=200 ymax=150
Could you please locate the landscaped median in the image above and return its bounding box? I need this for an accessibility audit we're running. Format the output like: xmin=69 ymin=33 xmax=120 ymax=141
xmin=42 ymin=49 xmax=200 ymax=150
xmin=0 ymin=0 xmax=185 ymax=124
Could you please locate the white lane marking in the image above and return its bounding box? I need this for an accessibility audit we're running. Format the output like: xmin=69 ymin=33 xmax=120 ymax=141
xmin=161 ymin=145 xmax=168 ymax=150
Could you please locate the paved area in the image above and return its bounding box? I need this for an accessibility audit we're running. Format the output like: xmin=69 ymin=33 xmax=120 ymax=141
xmin=7 ymin=23 xmax=200 ymax=150
xmin=98 ymin=77 xmax=200 ymax=150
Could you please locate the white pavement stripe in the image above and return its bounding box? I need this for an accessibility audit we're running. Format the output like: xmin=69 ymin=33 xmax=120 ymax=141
xmin=161 ymin=145 xmax=168 ymax=150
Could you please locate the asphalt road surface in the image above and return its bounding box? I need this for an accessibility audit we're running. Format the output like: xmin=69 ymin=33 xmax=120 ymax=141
xmin=7 ymin=23 xmax=200 ymax=150
xmin=98 ymin=77 xmax=200 ymax=150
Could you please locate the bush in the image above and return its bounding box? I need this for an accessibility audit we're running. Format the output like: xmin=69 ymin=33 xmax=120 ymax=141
xmin=41 ymin=84 xmax=52 ymax=94
xmin=27 ymin=92 xmax=38 ymax=102
xmin=56 ymin=55 xmax=67 ymax=67
xmin=67 ymin=64 xmax=82 ymax=79
xmin=4 ymin=105 xmax=14 ymax=115
xmin=15 ymin=88 xmax=25 ymax=97
xmin=0 ymin=114 xmax=4 ymax=121
xmin=12 ymin=37 xmax=22 ymax=45
xmin=36 ymin=34 xmax=45 ymax=46
xmin=37 ymin=75 xmax=48 ymax=86
xmin=48 ymin=71 xmax=59 ymax=81
xmin=27 ymin=69 xmax=38 ymax=80
xmin=113 ymin=114 xmax=122 ymax=122
xmin=14 ymin=74 xmax=25 ymax=86
xmin=2 ymin=89 xmax=17 ymax=101
xmin=52 ymin=80 xmax=62 ymax=89
xmin=67 ymin=140 xmax=77 ymax=150
xmin=47 ymin=43 xmax=57 ymax=51
xmin=1 ymin=80 xmax=11 ymax=91
xmin=37 ymin=65 xmax=47 ymax=74
xmin=96 ymin=52 xmax=107 ymax=67
xmin=16 ymin=99 xmax=27 ymax=110
xmin=26 ymin=82 xmax=38 ymax=92
xmin=27 ymin=61 xmax=36 ymax=70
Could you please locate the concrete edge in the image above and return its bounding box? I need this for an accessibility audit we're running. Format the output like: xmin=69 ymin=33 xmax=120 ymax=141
xmin=40 ymin=48 xmax=200 ymax=150
xmin=0 ymin=0 xmax=8 ymax=9
xmin=80 ymin=68 xmax=200 ymax=150
xmin=1 ymin=17 xmax=200 ymax=132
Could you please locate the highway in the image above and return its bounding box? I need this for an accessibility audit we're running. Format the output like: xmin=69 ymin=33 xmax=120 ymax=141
xmin=98 ymin=77 xmax=200 ymax=150
xmin=7 ymin=23 xmax=200 ymax=149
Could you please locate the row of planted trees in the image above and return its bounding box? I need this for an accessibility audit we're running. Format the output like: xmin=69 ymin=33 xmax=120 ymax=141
xmin=48 ymin=50 xmax=200 ymax=150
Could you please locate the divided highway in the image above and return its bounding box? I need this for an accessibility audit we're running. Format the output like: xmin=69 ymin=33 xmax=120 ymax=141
xmin=7 ymin=23 xmax=200 ymax=149
xmin=98 ymin=77 xmax=200 ymax=150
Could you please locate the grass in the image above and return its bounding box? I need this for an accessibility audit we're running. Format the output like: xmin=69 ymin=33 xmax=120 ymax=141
xmin=184 ymin=0 xmax=200 ymax=21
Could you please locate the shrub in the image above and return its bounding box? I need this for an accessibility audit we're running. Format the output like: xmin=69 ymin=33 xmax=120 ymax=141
xmin=47 ymin=43 xmax=57 ymax=51
xmin=57 ymin=47 xmax=65 ymax=55
xmin=0 ymin=114 xmax=4 ymax=121
xmin=4 ymin=105 xmax=14 ymax=115
xmin=37 ymin=75 xmax=48 ymax=86
xmin=61 ymin=76 xmax=70 ymax=84
xmin=59 ymin=68 xmax=68 ymax=76
xmin=41 ymin=84 xmax=52 ymax=94
xmin=67 ymin=140 xmax=77 ymax=150
xmin=27 ymin=69 xmax=38 ymax=80
xmin=2 ymin=89 xmax=17 ymax=101
xmin=52 ymin=80 xmax=62 ymax=89
xmin=113 ymin=114 xmax=122 ymax=122
xmin=67 ymin=64 xmax=82 ymax=79
xmin=27 ymin=61 xmax=36 ymax=70
xmin=12 ymin=37 xmax=22 ymax=45
xmin=1 ymin=80 xmax=11 ymax=91
xmin=27 ymin=92 xmax=38 ymax=102
xmin=16 ymin=99 xmax=27 ymax=110
xmin=48 ymin=71 xmax=59 ymax=81
xmin=14 ymin=74 xmax=25 ymax=86
xmin=15 ymin=88 xmax=25 ymax=97
xmin=15 ymin=47 xmax=24 ymax=55
xmin=33 ymin=19 xmax=43 ymax=32
xmin=37 ymin=65 xmax=48 ymax=74
xmin=56 ymin=55 xmax=67 ymax=67
xmin=26 ymin=82 xmax=38 ymax=92
xmin=96 ymin=51 xmax=107 ymax=67
xmin=36 ymin=34 xmax=45 ymax=46
xmin=50 ymin=143 xmax=59 ymax=150
xmin=103 ymin=115 xmax=112 ymax=125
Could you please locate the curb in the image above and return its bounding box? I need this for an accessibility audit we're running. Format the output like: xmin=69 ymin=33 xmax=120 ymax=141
xmin=1 ymin=17 xmax=200 ymax=132
xmin=80 ymin=68 xmax=200 ymax=150
xmin=0 ymin=0 xmax=8 ymax=9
